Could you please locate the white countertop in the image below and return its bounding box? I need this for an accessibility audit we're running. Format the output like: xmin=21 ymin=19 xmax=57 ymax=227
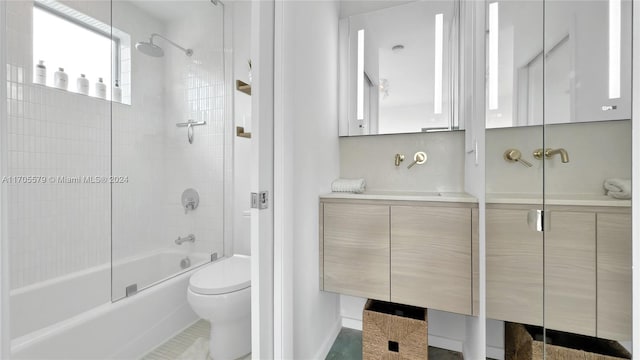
xmin=486 ymin=193 xmax=631 ymax=207
xmin=321 ymin=190 xmax=478 ymax=203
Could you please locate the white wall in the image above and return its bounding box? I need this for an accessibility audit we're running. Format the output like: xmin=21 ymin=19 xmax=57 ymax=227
xmin=339 ymin=131 xmax=465 ymax=192
xmin=280 ymin=1 xmax=342 ymax=358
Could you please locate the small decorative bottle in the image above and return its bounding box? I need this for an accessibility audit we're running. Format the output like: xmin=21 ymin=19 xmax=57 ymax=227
xmin=95 ymin=77 xmax=106 ymax=99
xmin=34 ymin=60 xmax=47 ymax=85
xmin=76 ymin=74 xmax=89 ymax=95
xmin=53 ymin=68 xmax=68 ymax=90
xmin=112 ymin=80 xmax=122 ymax=103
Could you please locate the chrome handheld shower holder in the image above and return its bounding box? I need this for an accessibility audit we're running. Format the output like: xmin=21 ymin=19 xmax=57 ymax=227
xmin=176 ymin=120 xmax=206 ymax=144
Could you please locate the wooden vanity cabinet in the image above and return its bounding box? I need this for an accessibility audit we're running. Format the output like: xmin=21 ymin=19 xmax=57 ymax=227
xmin=486 ymin=204 xmax=631 ymax=340
xmin=320 ymin=198 xmax=478 ymax=316
xmin=321 ymin=202 xmax=390 ymax=301
xmin=391 ymin=205 xmax=472 ymax=315
xmin=597 ymin=212 xmax=632 ymax=341
xmin=544 ymin=211 xmax=596 ymax=336
xmin=486 ymin=207 xmax=544 ymax=326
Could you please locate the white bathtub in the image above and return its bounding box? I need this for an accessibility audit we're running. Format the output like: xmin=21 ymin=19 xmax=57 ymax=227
xmin=11 ymin=249 xmax=212 ymax=359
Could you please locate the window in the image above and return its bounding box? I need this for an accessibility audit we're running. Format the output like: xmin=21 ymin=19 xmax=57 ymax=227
xmin=33 ymin=2 xmax=123 ymax=101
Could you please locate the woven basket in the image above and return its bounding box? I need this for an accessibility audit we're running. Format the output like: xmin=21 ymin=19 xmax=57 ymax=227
xmin=362 ymin=299 xmax=428 ymax=360
xmin=505 ymin=323 xmax=631 ymax=360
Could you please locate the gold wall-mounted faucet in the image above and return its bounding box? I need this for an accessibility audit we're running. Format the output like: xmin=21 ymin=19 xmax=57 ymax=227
xmin=533 ymin=148 xmax=570 ymax=163
xmin=394 ymin=154 xmax=405 ymax=167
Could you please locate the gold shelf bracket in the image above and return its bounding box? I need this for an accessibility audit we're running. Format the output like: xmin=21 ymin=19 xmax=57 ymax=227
xmin=236 ymin=80 xmax=251 ymax=95
xmin=236 ymin=126 xmax=252 ymax=139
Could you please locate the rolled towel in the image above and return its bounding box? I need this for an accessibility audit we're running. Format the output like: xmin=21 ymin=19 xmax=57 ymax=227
xmin=603 ymin=178 xmax=632 ymax=199
xmin=331 ymin=178 xmax=366 ymax=194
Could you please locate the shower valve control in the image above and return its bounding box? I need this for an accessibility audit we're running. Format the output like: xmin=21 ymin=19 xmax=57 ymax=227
xmin=182 ymin=188 xmax=200 ymax=214
xmin=251 ymin=191 xmax=269 ymax=210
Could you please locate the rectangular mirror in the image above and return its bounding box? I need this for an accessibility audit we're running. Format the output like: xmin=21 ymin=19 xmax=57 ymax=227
xmin=486 ymin=0 xmax=631 ymax=128
xmin=339 ymin=1 xmax=460 ymax=136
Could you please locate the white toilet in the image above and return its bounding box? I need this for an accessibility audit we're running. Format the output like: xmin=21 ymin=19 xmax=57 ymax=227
xmin=187 ymin=254 xmax=251 ymax=360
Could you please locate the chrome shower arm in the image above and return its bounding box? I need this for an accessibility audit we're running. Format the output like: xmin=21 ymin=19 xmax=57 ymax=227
xmin=150 ymin=33 xmax=193 ymax=56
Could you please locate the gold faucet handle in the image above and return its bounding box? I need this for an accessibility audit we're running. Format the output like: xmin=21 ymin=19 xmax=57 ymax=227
xmin=504 ymin=149 xmax=533 ymax=167
xmin=407 ymin=152 xmax=427 ymax=169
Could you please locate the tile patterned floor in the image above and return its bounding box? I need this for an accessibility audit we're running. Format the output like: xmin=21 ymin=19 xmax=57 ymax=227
xmin=326 ymin=327 xmax=463 ymax=360
xmin=143 ymin=322 xmax=462 ymax=360
xmin=142 ymin=320 xmax=251 ymax=360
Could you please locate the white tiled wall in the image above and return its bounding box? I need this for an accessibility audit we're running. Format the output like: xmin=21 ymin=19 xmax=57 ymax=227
xmin=5 ymin=0 xmax=112 ymax=289
xmin=232 ymin=0 xmax=252 ymax=256
xmin=160 ymin=2 xmax=226 ymax=259
xmin=111 ymin=0 xmax=167 ymax=268
xmin=5 ymin=0 xmax=228 ymax=291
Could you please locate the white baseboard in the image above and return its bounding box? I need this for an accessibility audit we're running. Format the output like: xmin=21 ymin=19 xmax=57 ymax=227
xmin=429 ymin=334 xmax=463 ymax=353
xmin=312 ymin=318 xmax=342 ymax=360
xmin=341 ymin=317 xmax=362 ymax=330
xmin=339 ymin=317 xmax=464 ymax=354
xmin=486 ymin=345 xmax=505 ymax=360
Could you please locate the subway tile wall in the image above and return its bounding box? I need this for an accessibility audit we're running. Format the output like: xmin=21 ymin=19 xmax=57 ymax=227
xmin=161 ymin=4 xmax=226 ymax=259
xmin=5 ymin=0 xmax=228 ymax=291
xmin=5 ymin=0 xmax=111 ymax=289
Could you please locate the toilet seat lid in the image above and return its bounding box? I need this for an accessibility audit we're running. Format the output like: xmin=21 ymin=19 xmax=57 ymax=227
xmin=189 ymin=255 xmax=251 ymax=295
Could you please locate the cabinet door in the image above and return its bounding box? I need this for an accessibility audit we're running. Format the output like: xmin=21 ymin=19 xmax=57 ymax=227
xmin=391 ymin=206 xmax=472 ymax=315
xmin=597 ymin=213 xmax=632 ymax=341
xmin=486 ymin=208 xmax=543 ymax=326
xmin=323 ymin=203 xmax=390 ymax=300
xmin=545 ymin=211 xmax=596 ymax=336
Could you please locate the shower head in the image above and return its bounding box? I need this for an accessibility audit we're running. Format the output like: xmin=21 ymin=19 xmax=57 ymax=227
xmin=135 ymin=33 xmax=193 ymax=58
xmin=135 ymin=41 xmax=164 ymax=57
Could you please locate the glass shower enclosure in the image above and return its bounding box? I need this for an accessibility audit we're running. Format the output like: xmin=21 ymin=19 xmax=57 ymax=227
xmin=110 ymin=0 xmax=230 ymax=301
xmin=2 ymin=0 xmax=230 ymax=351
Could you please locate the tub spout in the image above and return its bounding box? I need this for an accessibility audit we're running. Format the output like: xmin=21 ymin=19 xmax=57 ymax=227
xmin=175 ymin=234 xmax=195 ymax=245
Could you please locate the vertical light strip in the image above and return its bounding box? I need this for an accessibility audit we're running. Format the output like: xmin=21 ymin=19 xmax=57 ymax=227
xmin=434 ymin=13 xmax=444 ymax=114
xmin=609 ymin=0 xmax=621 ymax=99
xmin=489 ymin=2 xmax=499 ymax=110
xmin=357 ymin=29 xmax=365 ymax=120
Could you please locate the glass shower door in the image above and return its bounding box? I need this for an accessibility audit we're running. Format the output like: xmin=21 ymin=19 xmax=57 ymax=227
xmin=110 ymin=0 xmax=228 ymax=301
xmin=542 ymin=0 xmax=633 ymax=355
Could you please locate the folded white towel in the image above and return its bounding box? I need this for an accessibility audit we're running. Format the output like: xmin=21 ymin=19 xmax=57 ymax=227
xmin=604 ymin=178 xmax=632 ymax=199
xmin=331 ymin=178 xmax=366 ymax=194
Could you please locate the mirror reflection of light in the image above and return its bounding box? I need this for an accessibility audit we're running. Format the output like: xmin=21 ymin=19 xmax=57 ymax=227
xmin=489 ymin=2 xmax=499 ymax=110
xmin=608 ymin=0 xmax=620 ymax=99
xmin=357 ymin=29 xmax=365 ymax=120
xmin=434 ymin=13 xmax=443 ymax=115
